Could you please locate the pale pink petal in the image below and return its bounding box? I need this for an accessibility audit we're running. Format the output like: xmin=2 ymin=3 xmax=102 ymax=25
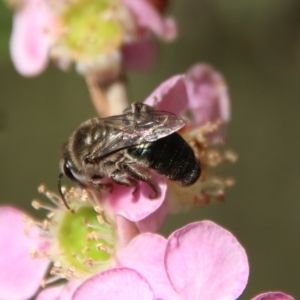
xmin=73 ymin=267 xmax=155 ymax=300
xmin=136 ymin=196 xmax=168 ymax=233
xmin=104 ymin=174 xmax=167 ymax=222
xmin=117 ymin=233 xmax=180 ymax=299
xmin=115 ymin=215 xmax=140 ymax=248
xmin=10 ymin=0 xmax=50 ymax=76
xmin=37 ymin=281 xmax=91 ymax=300
xmin=122 ymin=38 xmax=158 ymax=71
xmin=251 ymin=291 xmax=295 ymax=300
xmin=36 ymin=285 xmax=65 ymax=300
xmin=144 ymin=75 xmax=188 ymax=115
xmin=0 ymin=206 xmax=50 ymax=300
xmin=165 ymin=221 xmax=249 ymax=300
xmin=185 ymin=64 xmax=230 ymax=125
xmin=123 ymin=0 xmax=177 ymax=41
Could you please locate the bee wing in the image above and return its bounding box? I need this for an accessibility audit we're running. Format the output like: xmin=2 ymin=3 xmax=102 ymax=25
xmin=89 ymin=110 xmax=185 ymax=159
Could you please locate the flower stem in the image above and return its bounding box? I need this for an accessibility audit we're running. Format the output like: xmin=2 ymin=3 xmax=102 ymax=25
xmin=85 ymin=76 xmax=129 ymax=117
xmin=85 ymin=76 xmax=110 ymax=117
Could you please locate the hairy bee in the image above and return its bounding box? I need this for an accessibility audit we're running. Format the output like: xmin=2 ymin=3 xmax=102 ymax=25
xmin=59 ymin=102 xmax=201 ymax=209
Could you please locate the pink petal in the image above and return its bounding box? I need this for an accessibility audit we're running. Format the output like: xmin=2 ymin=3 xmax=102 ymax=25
xmin=123 ymin=0 xmax=177 ymax=41
xmin=251 ymin=291 xmax=295 ymax=300
xmin=136 ymin=196 xmax=168 ymax=233
xmin=0 ymin=206 xmax=50 ymax=300
xmin=122 ymin=38 xmax=158 ymax=72
xmin=37 ymin=281 xmax=82 ymax=300
xmin=115 ymin=215 xmax=140 ymax=248
xmin=185 ymin=64 xmax=231 ymax=125
xmin=10 ymin=0 xmax=50 ymax=76
xmin=73 ymin=267 xmax=155 ymax=300
xmin=104 ymin=174 xmax=167 ymax=222
xmin=144 ymin=75 xmax=188 ymax=115
xmin=165 ymin=221 xmax=249 ymax=300
xmin=117 ymin=233 xmax=180 ymax=299
xmin=36 ymin=285 xmax=65 ymax=300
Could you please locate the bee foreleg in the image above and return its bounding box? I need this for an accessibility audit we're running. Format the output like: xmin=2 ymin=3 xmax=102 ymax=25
xmin=121 ymin=163 xmax=160 ymax=199
xmin=90 ymin=175 xmax=113 ymax=193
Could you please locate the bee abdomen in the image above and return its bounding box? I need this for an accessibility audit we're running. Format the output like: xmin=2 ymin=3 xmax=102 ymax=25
xmin=128 ymin=133 xmax=201 ymax=186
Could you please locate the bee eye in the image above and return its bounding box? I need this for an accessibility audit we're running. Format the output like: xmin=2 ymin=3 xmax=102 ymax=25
xmin=63 ymin=162 xmax=76 ymax=181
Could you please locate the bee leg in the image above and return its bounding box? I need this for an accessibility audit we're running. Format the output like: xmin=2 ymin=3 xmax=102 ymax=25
xmin=121 ymin=164 xmax=160 ymax=199
xmin=110 ymin=169 xmax=138 ymax=193
xmin=90 ymin=176 xmax=113 ymax=193
xmin=123 ymin=102 xmax=152 ymax=114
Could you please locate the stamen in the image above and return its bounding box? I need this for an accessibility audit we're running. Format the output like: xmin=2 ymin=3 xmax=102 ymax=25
xmin=47 ymin=211 xmax=56 ymax=219
xmin=66 ymin=266 xmax=77 ymax=278
xmin=29 ymin=185 xmax=116 ymax=285
xmin=29 ymin=248 xmax=39 ymax=259
xmin=81 ymin=246 xmax=90 ymax=254
xmin=97 ymin=215 xmax=105 ymax=224
xmin=96 ymin=243 xmax=107 ymax=252
xmin=72 ymin=254 xmax=94 ymax=271
xmin=38 ymin=185 xmax=64 ymax=208
xmin=83 ymin=257 xmax=94 ymax=268
xmin=225 ymin=178 xmax=235 ymax=187
xmin=41 ymin=274 xmax=63 ymax=288
xmin=32 ymin=200 xmax=56 ymax=212
xmin=84 ymin=220 xmax=102 ymax=230
xmin=224 ymin=150 xmax=238 ymax=163
xmin=87 ymin=231 xmax=101 ymax=241
xmin=94 ymin=205 xmax=104 ymax=214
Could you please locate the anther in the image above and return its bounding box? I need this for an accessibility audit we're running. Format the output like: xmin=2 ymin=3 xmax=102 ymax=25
xmin=29 ymin=249 xmax=38 ymax=259
xmin=47 ymin=211 xmax=56 ymax=219
xmin=97 ymin=215 xmax=105 ymax=224
xmin=96 ymin=243 xmax=107 ymax=252
xmin=32 ymin=200 xmax=56 ymax=212
xmin=224 ymin=178 xmax=235 ymax=187
xmin=94 ymin=205 xmax=104 ymax=214
xmin=87 ymin=231 xmax=101 ymax=241
xmin=83 ymin=257 xmax=94 ymax=268
xmin=41 ymin=275 xmax=61 ymax=288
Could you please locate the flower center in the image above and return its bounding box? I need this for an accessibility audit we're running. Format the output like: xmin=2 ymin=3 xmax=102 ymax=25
xmin=57 ymin=205 xmax=115 ymax=274
xmin=31 ymin=186 xmax=116 ymax=284
xmin=61 ymin=0 xmax=124 ymax=58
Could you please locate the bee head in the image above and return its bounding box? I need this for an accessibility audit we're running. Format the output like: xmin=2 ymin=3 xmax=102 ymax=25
xmin=60 ymin=144 xmax=78 ymax=181
xmin=58 ymin=145 xmax=81 ymax=211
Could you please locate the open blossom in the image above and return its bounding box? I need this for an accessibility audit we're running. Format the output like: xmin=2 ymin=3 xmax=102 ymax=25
xmin=9 ymin=0 xmax=177 ymax=77
xmin=72 ymin=220 xmax=250 ymax=300
xmin=145 ymin=63 xmax=236 ymax=210
xmin=71 ymin=221 xmax=294 ymax=300
xmin=0 ymin=192 xmax=295 ymax=300
xmin=0 ymin=181 xmax=168 ymax=300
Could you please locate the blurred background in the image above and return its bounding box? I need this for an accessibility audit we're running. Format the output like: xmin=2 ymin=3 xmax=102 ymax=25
xmin=1 ymin=0 xmax=300 ymax=298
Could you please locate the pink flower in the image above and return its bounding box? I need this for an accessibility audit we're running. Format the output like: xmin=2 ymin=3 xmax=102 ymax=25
xmin=145 ymin=63 xmax=235 ymax=209
xmin=251 ymin=292 xmax=295 ymax=300
xmin=0 ymin=182 xmax=167 ymax=299
xmin=145 ymin=63 xmax=230 ymax=142
xmin=0 ymin=206 xmax=50 ymax=300
xmin=72 ymin=221 xmax=250 ymax=299
xmin=9 ymin=0 xmax=52 ymax=76
xmin=9 ymin=0 xmax=177 ymax=77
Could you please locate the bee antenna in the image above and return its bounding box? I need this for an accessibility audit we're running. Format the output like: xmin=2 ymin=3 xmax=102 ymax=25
xmin=58 ymin=173 xmax=71 ymax=210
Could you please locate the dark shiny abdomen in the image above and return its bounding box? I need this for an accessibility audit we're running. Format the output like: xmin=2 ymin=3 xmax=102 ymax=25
xmin=128 ymin=133 xmax=201 ymax=186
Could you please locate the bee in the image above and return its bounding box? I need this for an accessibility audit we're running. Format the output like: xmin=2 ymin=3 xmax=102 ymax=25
xmin=58 ymin=102 xmax=201 ymax=209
